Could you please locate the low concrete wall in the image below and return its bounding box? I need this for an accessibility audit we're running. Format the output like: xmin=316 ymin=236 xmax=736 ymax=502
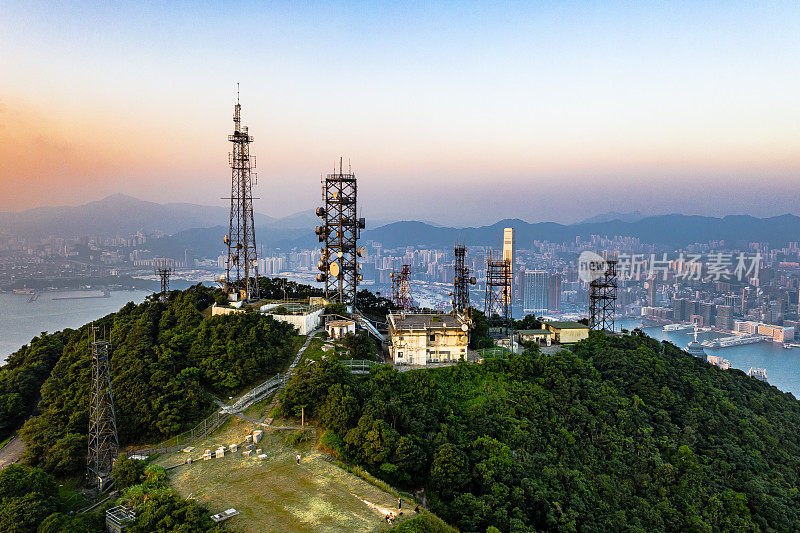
xmin=271 ymin=308 xmax=323 ymax=335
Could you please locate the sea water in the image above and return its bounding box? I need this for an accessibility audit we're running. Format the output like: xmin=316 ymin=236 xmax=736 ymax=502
xmin=618 ymin=318 xmax=800 ymax=398
xmin=0 ymin=290 xmax=150 ymax=363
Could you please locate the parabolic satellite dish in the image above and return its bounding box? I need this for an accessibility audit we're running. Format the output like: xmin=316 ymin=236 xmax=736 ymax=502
xmin=329 ymin=261 xmax=340 ymax=278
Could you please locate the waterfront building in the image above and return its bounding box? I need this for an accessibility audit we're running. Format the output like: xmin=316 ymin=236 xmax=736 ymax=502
xmin=547 ymin=273 xmax=561 ymax=311
xmin=735 ymin=320 xmax=794 ymax=343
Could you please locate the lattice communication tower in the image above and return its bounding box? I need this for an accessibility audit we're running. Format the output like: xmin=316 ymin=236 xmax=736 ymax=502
xmin=315 ymin=158 xmax=365 ymax=308
xmin=453 ymin=244 xmax=476 ymax=313
xmin=484 ymin=250 xmax=512 ymax=336
xmin=87 ymin=333 xmax=119 ymax=491
xmin=222 ymin=87 xmax=260 ymax=302
xmin=589 ymin=260 xmax=617 ymax=332
xmin=154 ymin=258 xmax=175 ymax=303
xmin=391 ymin=264 xmax=414 ymax=311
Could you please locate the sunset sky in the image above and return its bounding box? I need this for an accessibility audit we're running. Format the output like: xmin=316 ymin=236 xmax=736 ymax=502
xmin=1 ymin=1 xmax=798 ymax=225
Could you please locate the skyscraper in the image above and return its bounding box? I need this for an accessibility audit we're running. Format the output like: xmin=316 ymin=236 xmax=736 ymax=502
xmin=673 ymin=297 xmax=686 ymax=322
xmin=501 ymin=228 xmax=514 ymax=305
xmin=523 ymin=270 xmax=548 ymax=315
xmin=716 ymin=305 xmax=734 ymax=331
xmin=547 ymin=273 xmax=561 ymax=311
xmin=647 ymin=279 xmax=656 ymax=307
xmin=699 ymin=302 xmax=714 ymax=328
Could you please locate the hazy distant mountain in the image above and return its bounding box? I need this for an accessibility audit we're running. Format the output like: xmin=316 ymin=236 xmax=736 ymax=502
xmin=148 ymin=213 xmax=800 ymax=258
xmin=577 ymin=211 xmax=646 ymax=224
xmin=0 ymin=194 xmax=275 ymax=238
xmin=8 ymin=195 xmax=799 ymax=255
xmin=360 ymin=214 xmax=800 ymax=249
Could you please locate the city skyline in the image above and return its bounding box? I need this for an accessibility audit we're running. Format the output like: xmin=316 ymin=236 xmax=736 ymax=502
xmin=1 ymin=1 xmax=798 ymax=225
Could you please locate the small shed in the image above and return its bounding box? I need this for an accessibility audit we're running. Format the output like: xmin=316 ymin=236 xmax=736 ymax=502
xmin=517 ymin=329 xmax=552 ymax=346
xmin=543 ymin=321 xmax=589 ymax=344
xmin=326 ymin=319 xmax=356 ymax=340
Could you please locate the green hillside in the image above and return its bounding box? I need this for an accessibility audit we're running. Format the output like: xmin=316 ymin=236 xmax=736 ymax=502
xmin=282 ymin=330 xmax=800 ymax=532
xmin=5 ymin=283 xmax=800 ymax=532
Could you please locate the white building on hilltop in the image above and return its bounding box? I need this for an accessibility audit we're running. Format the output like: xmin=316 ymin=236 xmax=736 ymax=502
xmin=388 ymin=312 xmax=470 ymax=366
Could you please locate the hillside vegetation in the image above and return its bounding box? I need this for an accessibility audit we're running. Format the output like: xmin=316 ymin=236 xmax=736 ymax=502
xmin=282 ymin=330 xmax=800 ymax=532
xmin=0 ymin=284 xmax=298 ymax=477
xmin=6 ymin=283 xmax=800 ymax=532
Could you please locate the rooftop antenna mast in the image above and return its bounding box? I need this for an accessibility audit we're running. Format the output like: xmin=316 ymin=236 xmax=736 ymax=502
xmin=221 ymin=85 xmax=260 ymax=302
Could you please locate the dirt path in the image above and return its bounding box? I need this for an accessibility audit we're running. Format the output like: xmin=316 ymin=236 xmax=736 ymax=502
xmin=0 ymin=436 xmax=25 ymax=470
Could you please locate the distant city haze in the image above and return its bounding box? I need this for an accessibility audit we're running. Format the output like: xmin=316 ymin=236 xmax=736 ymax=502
xmin=1 ymin=2 xmax=798 ymax=226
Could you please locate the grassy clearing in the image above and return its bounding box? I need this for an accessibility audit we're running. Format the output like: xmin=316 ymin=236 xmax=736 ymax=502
xmin=155 ymin=416 xmax=413 ymax=533
xmin=300 ymin=335 xmax=328 ymax=362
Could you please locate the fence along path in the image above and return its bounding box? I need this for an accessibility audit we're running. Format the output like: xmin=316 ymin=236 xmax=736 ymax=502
xmin=126 ymin=329 xmax=324 ymax=458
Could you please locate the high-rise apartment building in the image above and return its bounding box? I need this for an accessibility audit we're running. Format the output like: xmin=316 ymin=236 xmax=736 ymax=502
xmin=715 ymin=305 xmax=734 ymax=331
xmin=523 ymin=270 xmax=548 ymax=315
xmin=547 ymin=273 xmax=561 ymax=311
xmin=699 ymin=302 xmax=714 ymax=328
xmin=673 ymin=297 xmax=686 ymax=322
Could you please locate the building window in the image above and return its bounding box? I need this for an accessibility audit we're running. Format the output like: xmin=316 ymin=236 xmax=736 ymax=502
xmin=429 ymin=334 xmax=435 ymax=341
xmin=397 ymin=351 xmax=403 ymax=358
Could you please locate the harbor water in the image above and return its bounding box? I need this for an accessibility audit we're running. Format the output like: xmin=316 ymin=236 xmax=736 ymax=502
xmin=0 ymin=290 xmax=151 ymax=363
xmin=619 ymin=318 xmax=800 ymax=398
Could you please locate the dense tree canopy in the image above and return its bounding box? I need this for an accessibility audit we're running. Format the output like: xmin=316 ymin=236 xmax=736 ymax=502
xmin=120 ymin=465 xmax=225 ymax=533
xmin=0 ymin=331 xmax=68 ymax=441
xmin=0 ymin=464 xmax=63 ymax=533
xmin=283 ymin=330 xmax=800 ymax=532
xmin=356 ymin=289 xmax=398 ymax=322
xmin=11 ymin=284 xmax=297 ymax=476
xmin=259 ymin=276 xmax=323 ymax=300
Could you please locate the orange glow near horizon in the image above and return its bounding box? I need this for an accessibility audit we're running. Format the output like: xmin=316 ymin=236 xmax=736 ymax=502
xmin=1 ymin=2 xmax=798 ymax=223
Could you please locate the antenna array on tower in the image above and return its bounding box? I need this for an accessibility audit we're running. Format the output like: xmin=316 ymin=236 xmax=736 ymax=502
xmin=221 ymin=89 xmax=260 ymax=302
xmin=315 ymin=158 xmax=365 ymax=308
xmin=484 ymin=250 xmax=512 ymax=336
xmin=453 ymin=244 xmax=476 ymax=313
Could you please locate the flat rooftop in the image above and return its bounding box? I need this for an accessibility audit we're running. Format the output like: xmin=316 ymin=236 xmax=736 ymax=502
xmin=391 ymin=313 xmax=465 ymax=330
xmin=545 ymin=321 xmax=589 ymax=330
xmin=518 ymin=329 xmax=552 ymax=335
